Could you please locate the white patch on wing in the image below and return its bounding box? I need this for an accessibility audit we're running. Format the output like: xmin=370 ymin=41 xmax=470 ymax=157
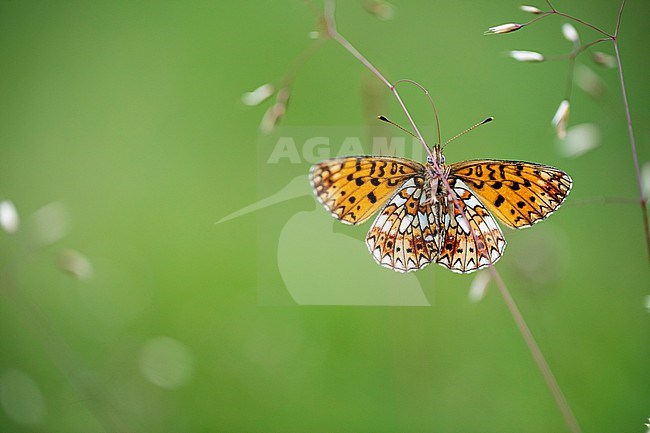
xmin=391 ymin=194 xmax=407 ymax=207
xmin=456 ymin=213 xmax=471 ymax=233
xmin=491 ymin=245 xmax=501 ymax=261
xmin=374 ymin=213 xmax=389 ymax=227
xmin=399 ymin=214 xmax=414 ymax=233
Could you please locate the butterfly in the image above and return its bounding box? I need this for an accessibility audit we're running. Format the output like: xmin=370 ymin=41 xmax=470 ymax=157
xmin=309 ymin=145 xmax=572 ymax=273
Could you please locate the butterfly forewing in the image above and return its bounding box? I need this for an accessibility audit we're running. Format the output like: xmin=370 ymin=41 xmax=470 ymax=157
xmin=436 ymin=179 xmax=506 ymax=273
xmin=309 ymin=156 xmax=425 ymax=224
xmin=449 ymin=160 xmax=572 ymax=228
xmin=366 ymin=176 xmax=441 ymax=272
xmin=310 ymin=153 xmax=571 ymax=274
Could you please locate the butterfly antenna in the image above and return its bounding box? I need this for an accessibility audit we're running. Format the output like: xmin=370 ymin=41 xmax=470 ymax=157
xmin=377 ymin=115 xmax=419 ymax=139
xmin=393 ymin=79 xmax=441 ymax=146
xmin=442 ymin=117 xmax=494 ymax=149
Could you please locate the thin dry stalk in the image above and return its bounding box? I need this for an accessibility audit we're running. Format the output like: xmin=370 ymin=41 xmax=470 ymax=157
xmin=321 ymin=1 xmax=582 ymax=432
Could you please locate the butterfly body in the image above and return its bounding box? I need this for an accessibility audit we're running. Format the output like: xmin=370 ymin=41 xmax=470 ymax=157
xmin=310 ymin=146 xmax=572 ymax=273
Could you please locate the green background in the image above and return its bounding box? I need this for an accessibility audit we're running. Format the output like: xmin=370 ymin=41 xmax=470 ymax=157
xmin=1 ymin=1 xmax=648 ymax=432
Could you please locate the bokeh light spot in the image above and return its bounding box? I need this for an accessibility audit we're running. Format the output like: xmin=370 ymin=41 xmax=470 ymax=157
xmin=139 ymin=337 xmax=194 ymax=389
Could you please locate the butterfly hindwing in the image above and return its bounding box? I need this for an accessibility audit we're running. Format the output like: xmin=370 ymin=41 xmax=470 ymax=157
xmin=366 ymin=176 xmax=441 ymax=272
xmin=436 ymin=178 xmax=506 ymax=273
xmin=449 ymin=160 xmax=572 ymax=228
xmin=309 ymin=156 xmax=425 ymax=225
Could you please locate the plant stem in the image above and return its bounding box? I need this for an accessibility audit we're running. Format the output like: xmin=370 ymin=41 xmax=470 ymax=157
xmin=321 ymin=2 xmax=582 ymax=432
xmin=566 ymin=195 xmax=638 ymax=207
xmin=563 ymin=56 xmax=575 ymax=100
xmin=612 ymin=38 xmax=650 ymax=266
xmin=282 ymin=38 xmax=327 ymax=88
xmin=614 ymin=0 xmax=626 ymax=37
xmin=553 ymin=11 xmax=613 ymax=38
xmin=323 ymin=0 xmax=437 ymax=166
xmin=603 ymin=0 xmax=650 ymax=266
xmin=489 ymin=268 xmax=582 ymax=433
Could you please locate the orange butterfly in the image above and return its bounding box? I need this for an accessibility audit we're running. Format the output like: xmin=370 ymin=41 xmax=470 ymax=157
xmin=309 ymin=144 xmax=572 ymax=273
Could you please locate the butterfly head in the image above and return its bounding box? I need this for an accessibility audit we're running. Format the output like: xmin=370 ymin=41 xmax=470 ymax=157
xmin=427 ymin=143 xmax=445 ymax=169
